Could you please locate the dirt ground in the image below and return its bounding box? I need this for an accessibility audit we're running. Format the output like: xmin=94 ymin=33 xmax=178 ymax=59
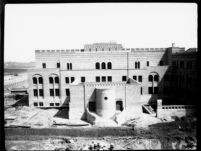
xmin=6 ymin=133 xmax=196 ymax=150
xmin=5 ymin=114 xmax=197 ymax=150
xmin=4 ymin=97 xmax=197 ymax=150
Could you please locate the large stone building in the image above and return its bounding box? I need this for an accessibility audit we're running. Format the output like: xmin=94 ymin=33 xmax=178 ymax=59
xmin=28 ymin=42 xmax=198 ymax=120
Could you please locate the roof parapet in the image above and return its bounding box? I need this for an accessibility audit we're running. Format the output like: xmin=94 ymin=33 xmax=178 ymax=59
xmin=35 ymin=47 xmax=167 ymax=53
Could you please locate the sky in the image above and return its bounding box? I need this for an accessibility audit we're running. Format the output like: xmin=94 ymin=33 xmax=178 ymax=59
xmin=4 ymin=3 xmax=197 ymax=62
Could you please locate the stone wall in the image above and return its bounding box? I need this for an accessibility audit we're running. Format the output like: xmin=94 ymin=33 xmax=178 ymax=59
xmin=156 ymin=100 xmax=196 ymax=118
xmin=69 ymin=82 xmax=142 ymax=120
xmin=29 ymin=43 xmax=197 ymax=111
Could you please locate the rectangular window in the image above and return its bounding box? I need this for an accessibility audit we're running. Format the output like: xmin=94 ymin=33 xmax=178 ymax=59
xmin=148 ymin=87 xmax=153 ymax=94
xmin=89 ymin=102 xmax=96 ymax=112
xmin=187 ymin=61 xmax=192 ymax=70
xmin=55 ymin=103 xmax=60 ymax=106
xmin=67 ymin=63 xmax=70 ymax=70
xmin=122 ymin=76 xmax=127 ymax=82
xmin=108 ymin=76 xmax=112 ymax=82
xmin=190 ymin=62 xmax=192 ymax=69
xmin=71 ymin=77 xmax=75 ymax=83
xmin=133 ymin=76 xmax=137 ymax=80
xmin=50 ymin=103 xmax=54 ymax=106
xmin=159 ymin=61 xmax=164 ymax=66
xmin=50 ymin=89 xmax=54 ymax=96
xmin=180 ymin=61 xmax=184 ymax=69
xmin=34 ymin=102 xmax=38 ymax=106
xmin=147 ymin=61 xmax=149 ymax=66
xmin=81 ymin=77 xmax=85 ymax=83
xmin=42 ymin=63 xmax=46 ymax=68
xmin=172 ymin=61 xmax=176 ymax=66
xmin=195 ymin=61 xmax=198 ymax=69
xmin=96 ymin=76 xmax=100 ymax=82
xmin=170 ymin=74 xmax=176 ymax=81
xmin=164 ymin=74 xmax=169 ymax=81
xmin=39 ymin=89 xmax=44 ymax=97
xmin=138 ymin=76 xmax=142 ymax=82
xmin=65 ymin=77 xmax=69 ymax=84
xmin=57 ymin=62 xmax=60 ymax=68
xmin=55 ymin=89 xmax=60 ymax=96
xmin=39 ymin=102 xmax=43 ymax=106
xmin=66 ymin=89 xmax=70 ymax=96
xmin=164 ymin=87 xmax=168 ymax=94
xmin=154 ymin=87 xmax=158 ymax=94
xmin=33 ymin=89 xmax=38 ymax=96
xmin=102 ymin=76 xmax=106 ymax=82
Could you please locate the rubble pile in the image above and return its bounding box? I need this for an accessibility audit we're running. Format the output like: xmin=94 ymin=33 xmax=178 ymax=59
xmin=80 ymin=141 xmax=114 ymax=151
xmin=123 ymin=114 xmax=162 ymax=128
xmin=53 ymin=117 xmax=90 ymax=127
xmin=5 ymin=106 xmax=58 ymax=127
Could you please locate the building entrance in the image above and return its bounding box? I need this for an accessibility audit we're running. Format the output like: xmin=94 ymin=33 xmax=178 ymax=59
xmin=116 ymin=101 xmax=123 ymax=111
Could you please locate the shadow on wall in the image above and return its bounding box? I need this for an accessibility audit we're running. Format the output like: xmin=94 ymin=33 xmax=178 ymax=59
xmin=54 ymin=96 xmax=70 ymax=119
xmin=12 ymin=95 xmax=29 ymax=107
xmin=147 ymin=51 xmax=198 ymax=111
xmin=81 ymin=90 xmax=96 ymax=121
xmin=146 ymin=50 xmax=169 ymax=109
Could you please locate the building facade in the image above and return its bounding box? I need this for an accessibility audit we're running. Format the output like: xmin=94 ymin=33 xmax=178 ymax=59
xmin=28 ymin=42 xmax=198 ymax=120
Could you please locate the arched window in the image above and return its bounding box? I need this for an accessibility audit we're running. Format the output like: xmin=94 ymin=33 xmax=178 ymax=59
xmin=135 ymin=62 xmax=138 ymax=69
xmin=70 ymin=63 xmax=72 ymax=70
xmin=154 ymin=75 xmax=159 ymax=82
xmin=67 ymin=63 xmax=70 ymax=70
xmin=38 ymin=77 xmax=43 ymax=84
xmin=95 ymin=62 xmax=100 ymax=69
xmin=147 ymin=61 xmax=149 ymax=66
xmin=148 ymin=75 xmax=153 ymax=82
xmin=55 ymin=77 xmax=59 ymax=83
xmin=102 ymin=62 xmax=106 ymax=69
xmin=49 ymin=77 xmax=53 ymax=84
xmin=33 ymin=77 xmax=37 ymax=84
xmin=107 ymin=62 xmax=112 ymax=69
xmin=138 ymin=62 xmax=140 ymax=69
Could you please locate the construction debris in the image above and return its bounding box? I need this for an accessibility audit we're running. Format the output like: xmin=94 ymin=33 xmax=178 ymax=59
xmin=80 ymin=140 xmax=114 ymax=150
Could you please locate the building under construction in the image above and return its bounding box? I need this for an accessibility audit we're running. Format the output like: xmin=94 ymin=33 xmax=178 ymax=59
xmin=28 ymin=42 xmax=198 ymax=120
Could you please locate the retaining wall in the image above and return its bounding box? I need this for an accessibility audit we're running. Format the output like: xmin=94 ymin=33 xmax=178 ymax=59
xmin=157 ymin=104 xmax=196 ymax=118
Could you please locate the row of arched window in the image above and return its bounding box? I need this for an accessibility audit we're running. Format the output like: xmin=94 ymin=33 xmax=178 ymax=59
xmin=148 ymin=74 xmax=159 ymax=82
xmin=33 ymin=73 xmax=160 ymax=84
xmin=135 ymin=62 xmax=140 ymax=69
xmin=67 ymin=63 xmax=72 ymax=70
xmin=96 ymin=62 xmax=112 ymax=69
xmin=49 ymin=77 xmax=59 ymax=84
xmin=33 ymin=77 xmax=43 ymax=84
xmin=33 ymin=74 xmax=44 ymax=84
xmin=33 ymin=74 xmax=59 ymax=84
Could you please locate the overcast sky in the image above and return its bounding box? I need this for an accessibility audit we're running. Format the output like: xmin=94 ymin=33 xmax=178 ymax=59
xmin=4 ymin=3 xmax=197 ymax=62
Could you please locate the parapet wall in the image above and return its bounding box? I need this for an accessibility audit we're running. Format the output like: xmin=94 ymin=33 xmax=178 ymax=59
xmin=85 ymin=82 xmax=126 ymax=87
xmin=156 ymin=100 xmax=196 ymax=118
xmin=35 ymin=48 xmax=167 ymax=54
